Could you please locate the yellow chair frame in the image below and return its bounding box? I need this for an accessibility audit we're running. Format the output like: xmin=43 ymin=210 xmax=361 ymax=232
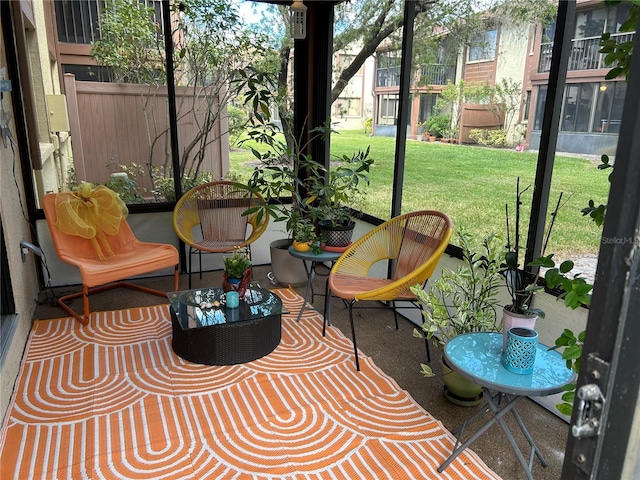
xmin=172 ymin=181 xmax=268 ymax=288
xmin=328 ymin=210 xmax=453 ymax=370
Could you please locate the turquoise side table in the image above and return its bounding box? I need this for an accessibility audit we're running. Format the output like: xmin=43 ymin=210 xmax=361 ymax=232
xmin=439 ymin=332 xmax=575 ymax=480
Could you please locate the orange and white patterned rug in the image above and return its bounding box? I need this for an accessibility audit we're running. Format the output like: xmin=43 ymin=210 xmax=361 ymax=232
xmin=0 ymin=288 xmax=500 ymax=479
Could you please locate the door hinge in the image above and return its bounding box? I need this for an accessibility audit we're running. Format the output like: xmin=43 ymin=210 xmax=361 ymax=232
xmin=571 ymin=353 xmax=610 ymax=475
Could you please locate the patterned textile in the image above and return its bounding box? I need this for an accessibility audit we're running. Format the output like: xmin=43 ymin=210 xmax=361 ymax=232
xmin=0 ymin=289 xmax=500 ymax=479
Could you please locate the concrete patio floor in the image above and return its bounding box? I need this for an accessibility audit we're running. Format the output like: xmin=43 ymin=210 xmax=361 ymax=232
xmin=30 ymin=264 xmax=569 ymax=479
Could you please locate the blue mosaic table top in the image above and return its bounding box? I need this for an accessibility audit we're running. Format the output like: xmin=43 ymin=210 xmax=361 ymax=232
xmin=444 ymin=332 xmax=576 ymax=396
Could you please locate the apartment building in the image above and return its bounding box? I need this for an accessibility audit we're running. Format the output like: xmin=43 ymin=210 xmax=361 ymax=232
xmin=525 ymin=0 xmax=632 ymax=156
xmin=372 ymin=0 xmax=632 ymax=157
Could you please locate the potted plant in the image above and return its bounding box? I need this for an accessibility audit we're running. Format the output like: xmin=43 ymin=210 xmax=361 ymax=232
xmin=418 ymin=120 xmax=435 ymax=142
xmin=245 ymin=120 xmax=371 ymax=275
xmin=424 ymin=113 xmax=451 ymax=140
xmin=243 ymin=121 xmax=325 ymax=285
xmin=309 ymin=147 xmax=372 ymax=248
xmin=292 ymin=217 xmax=321 ymax=253
xmin=501 ymin=178 xmax=590 ymax=347
xmin=411 ymin=231 xmax=504 ymax=406
xmin=222 ymin=250 xmax=252 ymax=299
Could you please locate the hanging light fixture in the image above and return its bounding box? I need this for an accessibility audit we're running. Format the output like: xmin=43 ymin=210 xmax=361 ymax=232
xmin=290 ymin=0 xmax=307 ymax=39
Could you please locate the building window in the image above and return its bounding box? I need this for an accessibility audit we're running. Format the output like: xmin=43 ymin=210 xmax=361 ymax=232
xmin=522 ymin=91 xmax=531 ymax=122
xmin=376 ymin=51 xmax=401 ymax=87
xmin=592 ymin=82 xmax=627 ymax=133
xmin=561 ymin=84 xmax=595 ymax=132
xmin=533 ymin=86 xmax=547 ymax=130
xmin=377 ymin=94 xmax=398 ymax=126
xmin=468 ymin=29 xmax=498 ymax=62
xmin=55 ymin=0 xmax=166 ymax=45
xmin=534 ymin=82 xmax=627 ymax=134
xmin=418 ymin=93 xmax=439 ymax=125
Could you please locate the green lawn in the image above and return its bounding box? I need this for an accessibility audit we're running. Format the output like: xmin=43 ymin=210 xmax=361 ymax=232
xmin=229 ymin=130 xmax=609 ymax=257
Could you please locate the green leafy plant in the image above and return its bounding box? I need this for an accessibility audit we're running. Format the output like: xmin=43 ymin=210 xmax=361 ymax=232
xmin=424 ymin=113 xmax=451 ymax=138
xmin=553 ymin=329 xmax=586 ymax=416
xmin=245 ymin=119 xmax=372 ymax=235
xmin=292 ymin=218 xmax=315 ymax=241
xmin=469 ymin=128 xmax=507 ymax=147
xmin=223 ymin=251 xmax=252 ymax=279
xmin=581 ymin=154 xmax=613 ymax=227
xmin=600 ymin=0 xmax=638 ymax=80
xmin=151 ymin=169 xmax=213 ymax=202
xmin=292 ymin=218 xmax=322 ymax=254
xmin=411 ymin=231 xmax=504 ymax=377
xmin=307 ymin=146 xmax=373 ymax=227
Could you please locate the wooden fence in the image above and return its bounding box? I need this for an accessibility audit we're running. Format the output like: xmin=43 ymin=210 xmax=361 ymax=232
xmin=63 ymin=74 xmax=228 ymax=198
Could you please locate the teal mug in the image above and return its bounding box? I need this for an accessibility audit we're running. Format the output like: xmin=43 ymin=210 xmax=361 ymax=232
xmin=226 ymin=291 xmax=239 ymax=309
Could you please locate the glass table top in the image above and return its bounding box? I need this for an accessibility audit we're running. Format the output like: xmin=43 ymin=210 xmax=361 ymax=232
xmin=167 ymin=286 xmax=283 ymax=330
xmin=444 ymin=332 xmax=576 ymax=396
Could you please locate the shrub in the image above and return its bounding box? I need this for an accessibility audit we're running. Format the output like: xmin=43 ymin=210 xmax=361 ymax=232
xmin=469 ymin=128 xmax=508 ymax=147
xmin=363 ymin=117 xmax=372 ymax=135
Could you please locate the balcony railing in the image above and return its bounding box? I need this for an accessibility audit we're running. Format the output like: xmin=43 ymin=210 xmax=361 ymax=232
xmin=376 ymin=66 xmax=401 ymax=87
xmin=419 ymin=64 xmax=456 ymax=86
xmin=376 ymin=63 xmax=456 ymax=88
xmin=538 ymin=32 xmax=635 ymax=73
xmin=55 ymin=0 xmax=165 ymax=45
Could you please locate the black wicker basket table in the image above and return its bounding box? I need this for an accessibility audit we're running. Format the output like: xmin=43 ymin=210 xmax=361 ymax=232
xmin=167 ymin=287 xmax=282 ymax=365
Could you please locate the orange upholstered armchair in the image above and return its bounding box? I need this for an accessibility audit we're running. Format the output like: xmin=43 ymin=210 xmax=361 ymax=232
xmin=328 ymin=211 xmax=453 ymax=370
xmin=172 ymin=181 xmax=269 ymax=288
xmin=42 ymin=186 xmax=179 ymax=325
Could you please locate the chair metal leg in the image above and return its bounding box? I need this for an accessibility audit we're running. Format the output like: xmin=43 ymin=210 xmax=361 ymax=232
xmin=391 ymin=300 xmax=399 ymax=330
xmin=173 ymin=264 xmax=180 ymax=291
xmin=322 ymin=279 xmax=332 ymax=337
xmin=418 ymin=303 xmax=431 ymax=362
xmin=187 ymin=248 xmax=193 ymax=289
xmin=348 ymin=301 xmax=360 ymax=371
xmin=58 ymin=281 xmax=174 ymax=325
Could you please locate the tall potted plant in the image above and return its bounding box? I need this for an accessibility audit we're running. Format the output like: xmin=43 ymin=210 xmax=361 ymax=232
xmin=500 ymin=178 xmax=592 ymax=350
xmin=245 ymin=120 xmax=372 ymax=281
xmin=501 ymin=179 xmax=545 ymax=348
xmin=412 ymin=231 xmax=504 ymax=406
xmin=308 ymin=147 xmax=372 ymax=248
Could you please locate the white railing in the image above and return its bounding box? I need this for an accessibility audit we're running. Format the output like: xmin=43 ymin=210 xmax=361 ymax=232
xmin=538 ymin=32 xmax=635 ymax=73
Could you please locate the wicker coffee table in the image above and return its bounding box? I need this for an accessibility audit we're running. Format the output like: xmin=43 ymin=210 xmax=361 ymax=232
xmin=167 ymin=286 xmax=282 ymax=365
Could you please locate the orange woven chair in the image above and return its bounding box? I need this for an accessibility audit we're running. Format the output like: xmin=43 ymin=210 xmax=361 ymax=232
xmin=41 ymin=189 xmax=179 ymax=325
xmin=328 ymin=211 xmax=453 ymax=370
xmin=172 ymin=181 xmax=268 ymax=288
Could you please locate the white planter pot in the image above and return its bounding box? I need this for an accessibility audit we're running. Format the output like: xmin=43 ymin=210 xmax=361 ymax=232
xmin=502 ymin=306 xmax=538 ymax=351
xmin=268 ymin=238 xmax=307 ymax=286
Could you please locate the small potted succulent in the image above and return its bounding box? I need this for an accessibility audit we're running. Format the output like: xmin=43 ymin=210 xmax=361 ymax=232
xmin=222 ymin=250 xmax=252 ymax=299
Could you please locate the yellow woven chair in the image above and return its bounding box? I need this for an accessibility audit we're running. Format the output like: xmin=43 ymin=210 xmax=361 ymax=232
xmin=328 ymin=211 xmax=453 ymax=370
xmin=173 ymin=181 xmax=269 ymax=288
